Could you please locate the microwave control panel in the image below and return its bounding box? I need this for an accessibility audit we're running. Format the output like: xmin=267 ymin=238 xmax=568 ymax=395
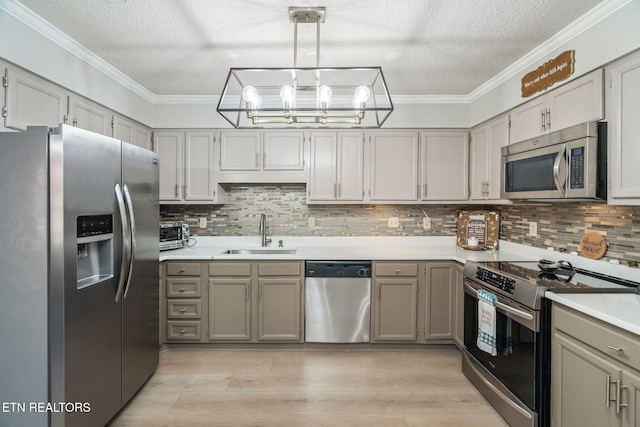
xmin=569 ymin=146 xmax=585 ymax=189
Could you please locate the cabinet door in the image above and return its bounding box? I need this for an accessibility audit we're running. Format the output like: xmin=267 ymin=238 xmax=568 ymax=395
xmin=4 ymin=68 xmax=67 ymax=131
xmin=308 ymin=132 xmax=337 ymax=201
xmin=155 ymin=132 xmax=183 ymax=201
xmin=114 ymin=115 xmax=152 ymax=150
xmin=424 ymin=263 xmax=455 ymax=340
xmin=453 ymin=263 xmax=464 ymax=348
xmin=609 ymin=54 xmax=640 ymax=201
xmin=336 ymin=132 xmax=364 ymax=201
xmin=509 ymin=96 xmax=547 ymax=143
xmin=552 ymin=332 xmax=621 ymax=427
xmin=68 ymin=96 xmax=112 ymax=136
xmin=208 ymin=278 xmax=251 ymax=341
xmin=420 ymin=131 xmax=468 ymax=200
xmin=184 ymin=131 xmax=215 ymax=202
xmin=549 ymin=68 xmax=603 ymax=132
xmin=486 ymin=115 xmax=509 ymax=199
xmin=470 ymin=125 xmax=489 ymax=200
xmin=372 ymin=278 xmax=418 ymax=341
xmin=258 ymin=278 xmax=302 ymax=341
xmin=263 ymin=132 xmax=304 ymax=170
xmin=369 ymin=132 xmax=419 ymax=201
xmin=219 ymin=131 xmax=261 ymax=171
xmin=622 ymin=369 xmax=640 ymax=427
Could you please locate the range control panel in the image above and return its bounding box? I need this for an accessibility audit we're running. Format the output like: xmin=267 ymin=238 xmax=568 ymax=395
xmin=569 ymin=146 xmax=585 ymax=189
xmin=475 ymin=267 xmax=516 ymax=294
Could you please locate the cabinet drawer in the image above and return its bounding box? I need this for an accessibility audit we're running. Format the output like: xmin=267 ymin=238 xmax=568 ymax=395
xmin=209 ymin=262 xmax=251 ymax=276
xmin=258 ymin=262 xmax=301 ymax=276
xmin=166 ymin=278 xmax=201 ymax=297
xmin=166 ymin=262 xmax=202 ymax=276
xmin=166 ymin=320 xmax=201 ymax=340
xmin=167 ymin=299 xmax=201 ymax=319
xmin=553 ymin=305 xmax=640 ymax=369
xmin=374 ymin=262 xmax=419 ymax=277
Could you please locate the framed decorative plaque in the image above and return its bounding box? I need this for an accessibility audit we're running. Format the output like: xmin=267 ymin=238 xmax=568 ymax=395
xmin=457 ymin=210 xmax=500 ymax=250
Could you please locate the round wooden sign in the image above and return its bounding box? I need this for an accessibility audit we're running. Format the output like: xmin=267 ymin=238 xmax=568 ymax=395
xmin=579 ymin=231 xmax=607 ymax=259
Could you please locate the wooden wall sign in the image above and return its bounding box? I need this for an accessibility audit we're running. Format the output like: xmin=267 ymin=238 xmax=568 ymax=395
xmin=521 ymin=50 xmax=575 ymax=98
xmin=579 ymin=231 xmax=607 ymax=260
xmin=457 ymin=210 xmax=500 ymax=250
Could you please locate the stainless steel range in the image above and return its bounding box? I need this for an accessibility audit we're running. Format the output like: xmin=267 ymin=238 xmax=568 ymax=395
xmin=462 ymin=260 xmax=638 ymax=427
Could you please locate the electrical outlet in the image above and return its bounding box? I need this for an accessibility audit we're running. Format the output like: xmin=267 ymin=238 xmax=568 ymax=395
xmin=199 ymin=217 xmax=207 ymax=228
xmin=308 ymin=217 xmax=315 ymax=228
xmin=388 ymin=217 xmax=399 ymax=228
xmin=423 ymin=217 xmax=431 ymax=230
xmin=529 ymin=222 xmax=537 ymax=236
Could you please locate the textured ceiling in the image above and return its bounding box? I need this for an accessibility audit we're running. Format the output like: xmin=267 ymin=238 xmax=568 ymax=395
xmin=17 ymin=0 xmax=605 ymax=97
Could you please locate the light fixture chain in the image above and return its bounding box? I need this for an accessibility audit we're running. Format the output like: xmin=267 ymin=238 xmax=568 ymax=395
xmin=293 ymin=15 xmax=298 ymax=68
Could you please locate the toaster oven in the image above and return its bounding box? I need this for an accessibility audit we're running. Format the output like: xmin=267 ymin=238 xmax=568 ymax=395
xmin=159 ymin=222 xmax=189 ymax=251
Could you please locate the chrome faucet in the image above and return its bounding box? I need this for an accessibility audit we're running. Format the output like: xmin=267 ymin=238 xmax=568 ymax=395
xmin=259 ymin=213 xmax=272 ymax=247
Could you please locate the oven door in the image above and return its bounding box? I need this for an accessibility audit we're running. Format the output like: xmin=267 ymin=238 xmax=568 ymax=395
xmin=502 ymin=143 xmax=567 ymax=199
xmin=463 ymin=279 xmax=541 ymax=426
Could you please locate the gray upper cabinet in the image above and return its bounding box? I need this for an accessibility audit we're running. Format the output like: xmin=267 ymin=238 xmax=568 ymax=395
xmin=419 ymin=130 xmax=469 ymax=201
xmin=607 ymin=51 xmax=640 ymax=205
xmin=218 ymin=130 xmax=307 ymax=183
xmin=510 ymin=69 xmax=604 ymax=144
xmin=369 ymin=131 xmax=419 ymax=202
xmin=67 ymin=95 xmax=112 ymax=136
xmin=113 ymin=115 xmax=152 ymax=150
xmin=3 ymin=68 xmax=67 ymax=131
xmin=470 ymin=114 xmax=509 ymax=201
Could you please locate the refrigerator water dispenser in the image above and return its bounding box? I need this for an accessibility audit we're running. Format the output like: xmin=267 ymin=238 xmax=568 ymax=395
xmin=77 ymin=214 xmax=114 ymax=289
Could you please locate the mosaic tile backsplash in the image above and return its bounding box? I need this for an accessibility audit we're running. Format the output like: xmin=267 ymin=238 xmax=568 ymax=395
xmin=160 ymin=184 xmax=640 ymax=265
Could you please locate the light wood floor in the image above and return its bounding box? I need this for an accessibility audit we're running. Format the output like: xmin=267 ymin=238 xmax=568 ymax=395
xmin=108 ymin=347 xmax=509 ymax=427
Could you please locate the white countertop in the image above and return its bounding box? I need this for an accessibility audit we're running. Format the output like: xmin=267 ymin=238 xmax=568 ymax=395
xmin=546 ymin=292 xmax=640 ymax=336
xmin=159 ymin=236 xmax=534 ymax=263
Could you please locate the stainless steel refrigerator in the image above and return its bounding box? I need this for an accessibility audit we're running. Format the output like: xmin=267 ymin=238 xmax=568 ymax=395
xmin=0 ymin=124 xmax=159 ymax=427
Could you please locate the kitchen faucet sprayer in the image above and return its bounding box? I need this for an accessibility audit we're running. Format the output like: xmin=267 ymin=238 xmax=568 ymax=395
xmin=259 ymin=213 xmax=272 ymax=247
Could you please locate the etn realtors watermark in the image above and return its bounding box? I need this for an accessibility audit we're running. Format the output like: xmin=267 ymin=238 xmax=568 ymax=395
xmin=2 ymin=401 xmax=91 ymax=413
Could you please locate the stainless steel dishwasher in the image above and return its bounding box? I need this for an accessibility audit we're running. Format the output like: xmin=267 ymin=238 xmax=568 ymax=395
xmin=304 ymin=261 xmax=372 ymax=343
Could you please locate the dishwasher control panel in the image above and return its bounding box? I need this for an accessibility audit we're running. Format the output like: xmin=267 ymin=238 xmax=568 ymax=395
xmin=305 ymin=261 xmax=372 ymax=278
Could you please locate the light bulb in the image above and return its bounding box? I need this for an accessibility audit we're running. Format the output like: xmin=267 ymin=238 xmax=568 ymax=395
xmin=241 ymin=86 xmax=258 ymax=102
xmin=353 ymin=86 xmax=370 ymax=103
xmin=252 ymin=94 xmax=263 ymax=109
xmin=318 ymin=85 xmax=332 ymax=106
xmin=280 ymin=86 xmax=295 ymax=104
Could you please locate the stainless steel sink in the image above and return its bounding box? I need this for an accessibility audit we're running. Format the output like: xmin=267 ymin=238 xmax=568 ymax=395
xmin=221 ymin=248 xmax=297 ymax=255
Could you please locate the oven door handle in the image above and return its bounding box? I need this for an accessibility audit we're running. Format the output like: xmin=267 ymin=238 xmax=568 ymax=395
xmin=464 ymin=283 xmax=534 ymax=321
xmin=553 ymin=143 xmax=567 ymax=197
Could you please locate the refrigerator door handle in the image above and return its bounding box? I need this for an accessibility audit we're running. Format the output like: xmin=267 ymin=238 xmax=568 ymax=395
xmin=122 ymin=184 xmax=136 ymax=299
xmin=115 ymin=183 xmax=131 ymax=303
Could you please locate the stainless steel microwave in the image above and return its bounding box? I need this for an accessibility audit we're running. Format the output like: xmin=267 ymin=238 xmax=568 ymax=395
xmin=501 ymin=121 xmax=607 ymax=201
xmin=159 ymin=222 xmax=190 ymax=251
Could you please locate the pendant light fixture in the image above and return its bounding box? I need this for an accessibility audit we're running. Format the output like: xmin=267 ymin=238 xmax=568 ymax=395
xmin=216 ymin=6 xmax=394 ymax=128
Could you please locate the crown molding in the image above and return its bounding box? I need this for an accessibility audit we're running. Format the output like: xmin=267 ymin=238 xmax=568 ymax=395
xmin=0 ymin=0 xmax=156 ymax=103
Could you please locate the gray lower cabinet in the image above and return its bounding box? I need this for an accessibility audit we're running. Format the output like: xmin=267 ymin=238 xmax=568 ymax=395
xmin=453 ymin=263 xmax=465 ymax=348
xmin=552 ymin=304 xmax=640 ymax=426
xmin=424 ymin=262 xmax=456 ymax=341
xmin=164 ymin=262 xmax=204 ymax=342
xmin=371 ymin=262 xmax=420 ymax=342
xmin=208 ymin=262 xmax=252 ymax=341
xmin=208 ymin=261 xmax=304 ymax=343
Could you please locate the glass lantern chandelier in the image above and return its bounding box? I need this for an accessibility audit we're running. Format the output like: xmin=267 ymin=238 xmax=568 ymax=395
xmin=216 ymin=6 xmax=394 ymax=128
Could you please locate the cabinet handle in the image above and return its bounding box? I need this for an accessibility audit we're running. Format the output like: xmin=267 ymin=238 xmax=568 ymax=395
xmin=377 ymin=283 xmax=380 ymax=300
xmin=180 ymin=308 xmax=187 ymax=313
xmin=608 ymin=345 xmax=624 ymax=354
xmin=63 ymin=115 xmax=69 ymax=124
xmin=179 ymin=329 xmax=186 ymax=334
xmin=246 ymin=284 xmax=250 ymax=300
xmin=179 ymin=287 xmax=186 ymax=292
xmin=184 ymin=185 xmax=189 ymax=196
xmin=546 ymin=108 xmax=551 ymax=130
xmin=541 ymin=109 xmax=546 ymax=131
xmin=72 ymin=118 xmax=78 ymax=127
xmin=394 ymin=269 xmax=401 ymax=273
xmin=263 ymin=152 xmax=266 ymax=168
xmin=423 ymin=183 xmax=427 ymax=198
xmin=255 ymin=153 xmax=260 ymax=168
xmin=179 ymin=268 xmax=186 ymax=272
xmin=259 ymin=283 xmax=263 ymax=300
xmin=606 ymin=374 xmax=615 ymax=408
xmin=175 ymin=184 xmax=180 ymax=197
xmin=616 ymin=380 xmax=628 ymax=414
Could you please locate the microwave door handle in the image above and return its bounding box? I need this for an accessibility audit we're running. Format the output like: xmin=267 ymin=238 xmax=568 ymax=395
xmin=114 ymin=183 xmax=130 ymax=303
xmin=553 ymin=144 xmax=567 ymax=197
